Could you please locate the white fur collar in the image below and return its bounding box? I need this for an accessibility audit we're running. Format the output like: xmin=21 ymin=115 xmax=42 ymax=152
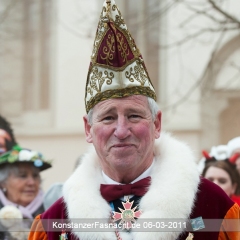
xmin=63 ymin=132 xmax=200 ymax=240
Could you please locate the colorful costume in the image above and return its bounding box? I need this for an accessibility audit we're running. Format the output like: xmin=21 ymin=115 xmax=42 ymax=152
xmin=231 ymin=195 xmax=240 ymax=206
xmin=29 ymin=133 xmax=240 ymax=240
xmin=28 ymin=0 xmax=240 ymax=239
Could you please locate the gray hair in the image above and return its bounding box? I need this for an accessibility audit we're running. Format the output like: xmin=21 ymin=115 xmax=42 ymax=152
xmin=0 ymin=163 xmax=41 ymax=187
xmin=87 ymin=96 xmax=159 ymax=125
xmin=0 ymin=164 xmax=21 ymax=185
xmin=147 ymin=97 xmax=160 ymax=121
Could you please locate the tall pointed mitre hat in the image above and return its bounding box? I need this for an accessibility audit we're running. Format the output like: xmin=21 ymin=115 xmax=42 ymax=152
xmin=85 ymin=0 xmax=156 ymax=113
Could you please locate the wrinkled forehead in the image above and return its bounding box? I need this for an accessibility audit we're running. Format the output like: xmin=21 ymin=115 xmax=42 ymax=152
xmin=0 ymin=129 xmax=11 ymax=141
xmin=93 ymin=95 xmax=149 ymax=111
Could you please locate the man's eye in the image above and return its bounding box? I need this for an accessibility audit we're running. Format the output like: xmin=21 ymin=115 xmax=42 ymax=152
xmin=129 ymin=115 xmax=141 ymax=118
xmin=103 ymin=116 xmax=114 ymax=121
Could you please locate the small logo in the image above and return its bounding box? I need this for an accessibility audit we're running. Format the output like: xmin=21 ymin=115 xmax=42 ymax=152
xmin=190 ymin=216 xmax=205 ymax=231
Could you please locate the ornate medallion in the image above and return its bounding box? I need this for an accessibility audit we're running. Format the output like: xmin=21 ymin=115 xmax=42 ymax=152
xmin=112 ymin=198 xmax=141 ymax=230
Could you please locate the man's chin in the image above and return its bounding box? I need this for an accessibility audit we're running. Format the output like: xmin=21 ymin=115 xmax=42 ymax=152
xmin=110 ymin=157 xmax=138 ymax=168
xmin=110 ymin=146 xmax=136 ymax=155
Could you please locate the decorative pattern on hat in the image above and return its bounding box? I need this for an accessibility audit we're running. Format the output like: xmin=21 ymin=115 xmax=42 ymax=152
xmin=85 ymin=0 xmax=156 ymax=113
xmin=0 ymin=145 xmax=52 ymax=171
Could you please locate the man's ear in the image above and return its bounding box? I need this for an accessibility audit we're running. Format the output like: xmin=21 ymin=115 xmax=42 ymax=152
xmin=83 ymin=115 xmax=93 ymax=143
xmin=154 ymin=111 xmax=161 ymax=139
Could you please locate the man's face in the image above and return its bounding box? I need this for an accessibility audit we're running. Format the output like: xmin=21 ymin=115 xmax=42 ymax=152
xmin=84 ymin=95 xmax=161 ymax=179
xmin=0 ymin=129 xmax=11 ymax=155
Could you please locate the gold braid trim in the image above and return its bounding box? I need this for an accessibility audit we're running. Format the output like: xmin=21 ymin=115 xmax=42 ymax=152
xmin=92 ymin=57 xmax=138 ymax=72
xmin=85 ymin=86 xmax=157 ymax=113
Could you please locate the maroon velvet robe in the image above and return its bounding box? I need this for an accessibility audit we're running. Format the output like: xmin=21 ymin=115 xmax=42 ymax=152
xmin=30 ymin=178 xmax=239 ymax=240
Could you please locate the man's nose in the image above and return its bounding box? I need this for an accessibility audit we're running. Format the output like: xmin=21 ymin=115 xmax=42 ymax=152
xmin=114 ymin=118 xmax=130 ymax=139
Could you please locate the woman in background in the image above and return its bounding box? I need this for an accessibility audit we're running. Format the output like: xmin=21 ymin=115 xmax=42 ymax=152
xmin=201 ymin=145 xmax=240 ymax=205
xmin=0 ymin=145 xmax=52 ymax=240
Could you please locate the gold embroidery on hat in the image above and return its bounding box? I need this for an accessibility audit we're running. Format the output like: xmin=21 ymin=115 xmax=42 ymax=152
xmin=89 ymin=67 xmax=114 ymax=94
xmin=114 ymin=8 xmax=125 ymax=27
xmin=113 ymin=6 xmax=139 ymax=57
xmin=116 ymin=32 xmax=129 ymax=63
xmin=92 ymin=32 xmax=108 ymax=63
xmin=94 ymin=58 xmax=136 ymax=72
xmin=125 ymin=59 xmax=148 ymax=86
xmin=91 ymin=9 xmax=109 ymax=63
xmin=85 ymin=0 xmax=157 ymax=113
xmin=91 ymin=5 xmax=139 ymax=66
xmin=106 ymin=0 xmax=111 ymax=17
xmin=86 ymin=86 xmax=156 ymax=112
xmin=100 ymin=29 xmax=130 ymax=66
xmin=87 ymin=86 xmax=93 ymax=97
xmin=101 ymin=33 xmax=116 ymax=65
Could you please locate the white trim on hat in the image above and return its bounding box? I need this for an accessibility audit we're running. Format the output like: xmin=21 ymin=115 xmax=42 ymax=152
xmin=209 ymin=145 xmax=228 ymax=160
xmin=227 ymin=136 xmax=240 ymax=157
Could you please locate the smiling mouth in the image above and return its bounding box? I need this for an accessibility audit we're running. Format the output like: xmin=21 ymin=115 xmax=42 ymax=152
xmin=111 ymin=144 xmax=134 ymax=149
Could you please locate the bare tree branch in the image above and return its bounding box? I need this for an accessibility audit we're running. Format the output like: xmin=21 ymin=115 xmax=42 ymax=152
xmin=208 ymin=0 xmax=240 ymax=25
xmin=163 ymin=29 xmax=228 ymax=111
xmin=160 ymin=26 xmax=238 ymax=48
xmin=184 ymin=4 xmax=229 ymax=25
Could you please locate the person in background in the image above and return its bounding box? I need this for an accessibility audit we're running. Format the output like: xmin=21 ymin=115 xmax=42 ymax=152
xmin=201 ymin=145 xmax=240 ymax=205
xmin=0 ymin=145 xmax=52 ymax=240
xmin=28 ymin=0 xmax=240 ymax=239
xmin=43 ymin=183 xmax=63 ymax=210
xmin=0 ymin=115 xmax=18 ymax=155
xmin=43 ymin=155 xmax=83 ymax=210
xmin=227 ymin=137 xmax=240 ymax=174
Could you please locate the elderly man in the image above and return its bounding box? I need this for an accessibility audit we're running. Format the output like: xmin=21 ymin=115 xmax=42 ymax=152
xmin=29 ymin=1 xmax=240 ymax=240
